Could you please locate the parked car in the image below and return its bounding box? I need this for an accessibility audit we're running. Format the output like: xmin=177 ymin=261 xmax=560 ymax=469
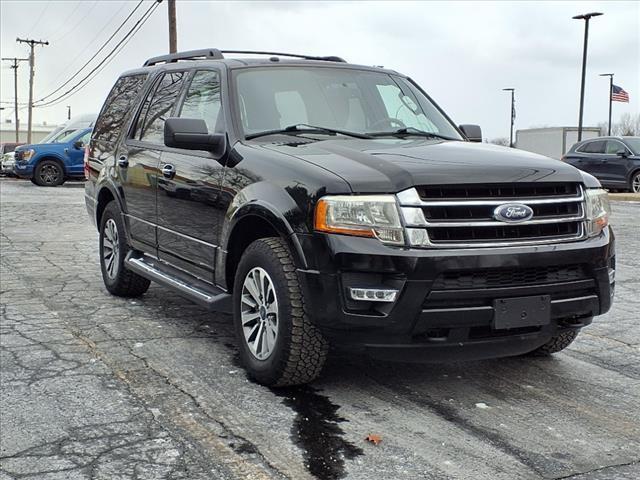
xmin=0 ymin=142 xmax=24 ymax=176
xmin=14 ymin=128 xmax=92 ymax=186
xmin=563 ymin=136 xmax=640 ymax=193
xmin=85 ymin=49 xmax=614 ymax=386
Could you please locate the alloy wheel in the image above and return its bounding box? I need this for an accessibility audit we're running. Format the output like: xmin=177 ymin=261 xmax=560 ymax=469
xmin=102 ymin=219 xmax=120 ymax=280
xmin=40 ymin=164 xmax=61 ymax=185
xmin=240 ymin=267 xmax=279 ymax=360
xmin=633 ymin=174 xmax=640 ymax=194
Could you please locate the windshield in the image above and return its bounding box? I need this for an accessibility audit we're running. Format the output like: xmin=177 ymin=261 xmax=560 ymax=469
xmin=234 ymin=67 xmax=463 ymax=140
xmin=624 ymin=138 xmax=640 ymax=155
xmin=52 ymin=129 xmax=81 ymax=144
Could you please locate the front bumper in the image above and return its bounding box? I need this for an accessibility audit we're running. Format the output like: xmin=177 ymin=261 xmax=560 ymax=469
xmin=14 ymin=162 xmax=34 ymax=177
xmin=1 ymin=159 xmax=16 ymax=175
xmin=297 ymin=228 xmax=615 ymax=361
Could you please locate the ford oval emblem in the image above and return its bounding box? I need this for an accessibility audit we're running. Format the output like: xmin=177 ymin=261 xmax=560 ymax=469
xmin=493 ymin=203 xmax=534 ymax=223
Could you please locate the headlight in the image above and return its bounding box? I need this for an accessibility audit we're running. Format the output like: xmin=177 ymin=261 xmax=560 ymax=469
xmin=585 ymin=188 xmax=610 ymax=237
xmin=22 ymin=149 xmax=36 ymax=161
xmin=314 ymin=195 xmax=404 ymax=245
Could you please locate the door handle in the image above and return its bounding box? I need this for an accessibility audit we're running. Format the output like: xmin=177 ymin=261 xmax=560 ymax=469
xmin=118 ymin=156 xmax=129 ymax=168
xmin=602 ymin=159 xmax=608 ymax=163
xmin=162 ymin=164 xmax=176 ymax=179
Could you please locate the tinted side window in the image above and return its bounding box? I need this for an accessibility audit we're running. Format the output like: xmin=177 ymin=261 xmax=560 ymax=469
xmin=605 ymin=140 xmax=625 ymax=154
xmin=178 ymin=70 xmax=222 ymax=132
xmin=582 ymin=140 xmax=606 ymax=154
xmin=138 ymin=71 xmax=186 ymax=144
xmin=93 ymin=75 xmax=146 ymax=145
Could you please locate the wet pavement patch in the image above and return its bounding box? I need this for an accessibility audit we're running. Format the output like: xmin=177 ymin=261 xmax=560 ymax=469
xmin=273 ymin=386 xmax=363 ymax=480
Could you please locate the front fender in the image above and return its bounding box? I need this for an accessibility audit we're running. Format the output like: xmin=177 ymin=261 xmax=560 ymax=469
xmin=216 ymin=182 xmax=310 ymax=286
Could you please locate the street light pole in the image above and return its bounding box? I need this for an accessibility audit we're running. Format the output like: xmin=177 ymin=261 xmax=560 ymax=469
xmin=502 ymin=88 xmax=515 ymax=148
xmin=599 ymin=73 xmax=614 ymax=136
xmin=572 ymin=12 xmax=603 ymax=142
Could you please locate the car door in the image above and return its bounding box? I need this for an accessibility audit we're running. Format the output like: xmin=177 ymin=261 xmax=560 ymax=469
xmin=65 ymin=130 xmax=91 ymax=176
xmin=156 ymin=69 xmax=227 ymax=281
xmin=600 ymin=139 xmax=631 ymax=186
xmin=574 ymin=140 xmax=607 ymax=179
xmin=120 ymin=71 xmax=187 ymax=251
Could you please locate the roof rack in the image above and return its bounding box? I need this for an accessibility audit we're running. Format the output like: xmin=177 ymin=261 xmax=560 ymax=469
xmin=143 ymin=48 xmax=346 ymax=67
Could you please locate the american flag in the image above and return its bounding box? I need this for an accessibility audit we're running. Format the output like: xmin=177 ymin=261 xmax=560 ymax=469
xmin=612 ymin=84 xmax=629 ymax=103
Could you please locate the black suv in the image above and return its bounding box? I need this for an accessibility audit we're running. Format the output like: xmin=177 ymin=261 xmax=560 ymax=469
xmin=85 ymin=49 xmax=615 ymax=386
xmin=563 ymin=136 xmax=640 ymax=193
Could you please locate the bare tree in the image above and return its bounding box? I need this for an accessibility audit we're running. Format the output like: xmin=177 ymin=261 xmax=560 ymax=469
xmin=489 ymin=137 xmax=510 ymax=146
xmin=607 ymin=113 xmax=640 ymax=136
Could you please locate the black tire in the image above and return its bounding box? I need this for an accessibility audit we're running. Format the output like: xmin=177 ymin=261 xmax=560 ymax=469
xmin=99 ymin=201 xmax=150 ymax=297
xmin=630 ymin=171 xmax=640 ymax=194
xmin=528 ymin=330 xmax=579 ymax=356
xmin=30 ymin=177 xmax=38 ymax=185
xmin=34 ymin=160 xmax=65 ymax=187
xmin=233 ymin=237 xmax=328 ymax=387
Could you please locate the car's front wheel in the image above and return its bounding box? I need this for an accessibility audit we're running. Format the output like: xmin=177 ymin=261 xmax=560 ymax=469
xmin=233 ymin=237 xmax=328 ymax=386
xmin=630 ymin=171 xmax=640 ymax=193
xmin=528 ymin=330 xmax=578 ymax=356
xmin=99 ymin=201 xmax=150 ymax=297
xmin=34 ymin=160 xmax=65 ymax=187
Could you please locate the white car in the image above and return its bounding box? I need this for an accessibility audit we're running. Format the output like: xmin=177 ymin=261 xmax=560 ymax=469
xmin=1 ymin=151 xmax=16 ymax=176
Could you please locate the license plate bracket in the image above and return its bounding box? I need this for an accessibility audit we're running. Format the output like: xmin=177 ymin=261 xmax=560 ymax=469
xmin=493 ymin=295 xmax=551 ymax=330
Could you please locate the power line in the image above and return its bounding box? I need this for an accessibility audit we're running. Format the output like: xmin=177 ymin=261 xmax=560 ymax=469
xmin=26 ymin=3 xmax=51 ymax=37
xmin=37 ymin=1 xmax=129 ymax=96
xmin=34 ymin=1 xmax=161 ymax=109
xmin=50 ymin=1 xmax=99 ymax=44
xmin=35 ymin=0 xmax=145 ymax=103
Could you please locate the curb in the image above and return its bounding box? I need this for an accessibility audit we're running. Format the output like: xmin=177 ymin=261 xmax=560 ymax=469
xmin=608 ymin=193 xmax=640 ymax=202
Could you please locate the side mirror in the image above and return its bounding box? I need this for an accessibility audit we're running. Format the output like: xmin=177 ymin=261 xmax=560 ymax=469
xmin=164 ymin=118 xmax=226 ymax=157
xmin=73 ymin=141 xmax=84 ymax=149
xmin=616 ymin=149 xmax=628 ymax=157
xmin=459 ymin=124 xmax=482 ymax=143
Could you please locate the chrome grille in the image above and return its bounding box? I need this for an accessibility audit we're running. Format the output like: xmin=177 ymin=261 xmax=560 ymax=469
xmin=397 ymin=183 xmax=586 ymax=248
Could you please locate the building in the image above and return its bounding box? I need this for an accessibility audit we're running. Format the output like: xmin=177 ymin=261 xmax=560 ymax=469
xmin=1 ymin=119 xmax=56 ymax=144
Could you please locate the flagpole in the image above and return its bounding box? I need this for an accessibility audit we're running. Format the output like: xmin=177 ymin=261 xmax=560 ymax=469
xmin=608 ymin=75 xmax=613 ymax=136
xmin=599 ymin=73 xmax=614 ymax=135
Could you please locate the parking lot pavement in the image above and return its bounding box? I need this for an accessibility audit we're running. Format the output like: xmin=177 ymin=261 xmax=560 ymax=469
xmin=1 ymin=178 xmax=638 ymax=480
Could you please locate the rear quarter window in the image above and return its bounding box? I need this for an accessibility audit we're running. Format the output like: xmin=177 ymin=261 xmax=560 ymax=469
xmin=93 ymin=74 xmax=147 ymax=148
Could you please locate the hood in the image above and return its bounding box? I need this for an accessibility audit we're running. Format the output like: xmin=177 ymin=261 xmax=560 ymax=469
xmin=15 ymin=141 xmax=72 ymax=152
xmin=261 ymin=138 xmax=588 ymax=193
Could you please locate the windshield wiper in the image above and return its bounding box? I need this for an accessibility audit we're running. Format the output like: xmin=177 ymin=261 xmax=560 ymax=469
xmin=245 ymin=123 xmax=372 ymax=140
xmin=367 ymin=127 xmax=456 ymax=141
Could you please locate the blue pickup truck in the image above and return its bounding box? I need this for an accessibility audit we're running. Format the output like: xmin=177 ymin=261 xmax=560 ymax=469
xmin=14 ymin=128 xmax=92 ymax=186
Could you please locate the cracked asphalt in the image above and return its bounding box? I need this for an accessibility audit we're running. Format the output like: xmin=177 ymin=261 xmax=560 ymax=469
xmin=1 ymin=178 xmax=639 ymax=480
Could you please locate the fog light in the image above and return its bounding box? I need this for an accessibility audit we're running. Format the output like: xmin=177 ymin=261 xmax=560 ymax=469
xmin=349 ymin=287 xmax=398 ymax=302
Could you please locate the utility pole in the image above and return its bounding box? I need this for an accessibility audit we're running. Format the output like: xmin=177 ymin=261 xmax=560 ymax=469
xmin=168 ymin=0 xmax=177 ymax=53
xmin=16 ymin=37 xmax=49 ymax=144
xmin=572 ymin=12 xmax=602 ymax=142
xmin=1 ymin=56 xmax=29 ymax=142
xmin=66 ymin=105 xmax=71 ymax=120
xmin=599 ymin=73 xmax=614 ymax=136
xmin=502 ymin=88 xmax=516 ymax=148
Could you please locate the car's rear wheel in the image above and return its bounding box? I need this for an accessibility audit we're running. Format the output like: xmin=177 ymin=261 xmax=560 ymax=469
xmin=34 ymin=160 xmax=65 ymax=187
xmin=233 ymin=237 xmax=328 ymax=386
xmin=99 ymin=201 xmax=150 ymax=297
xmin=527 ymin=330 xmax=578 ymax=356
xmin=630 ymin=171 xmax=640 ymax=193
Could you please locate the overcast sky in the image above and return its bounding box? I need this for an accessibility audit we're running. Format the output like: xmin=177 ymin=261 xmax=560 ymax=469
xmin=0 ymin=0 xmax=638 ymax=140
